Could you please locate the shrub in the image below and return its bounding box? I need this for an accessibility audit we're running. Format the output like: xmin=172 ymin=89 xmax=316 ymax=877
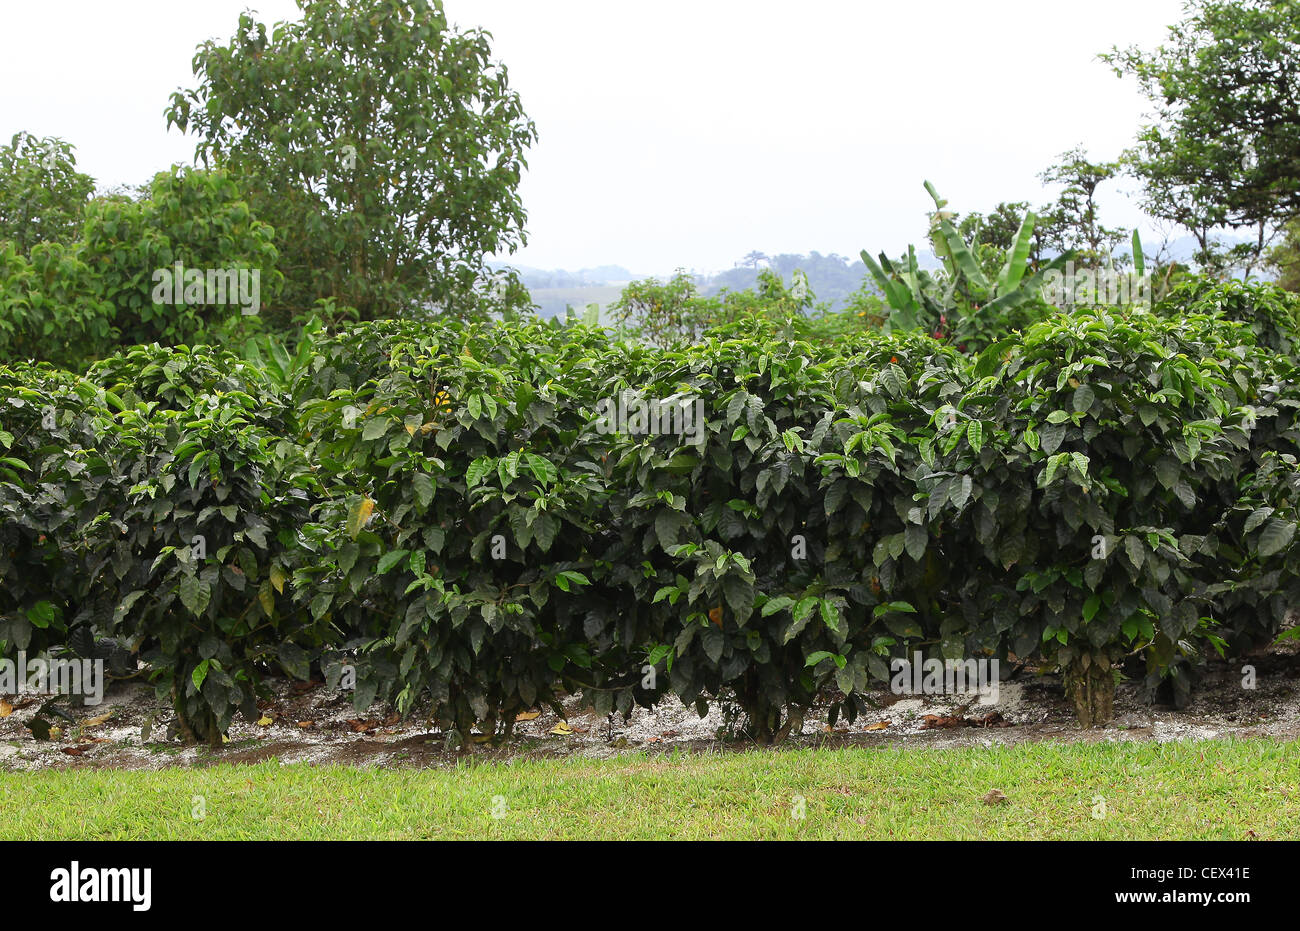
xmin=1156 ymin=278 xmax=1300 ymax=358
xmin=1 ymin=307 xmax=1296 ymax=741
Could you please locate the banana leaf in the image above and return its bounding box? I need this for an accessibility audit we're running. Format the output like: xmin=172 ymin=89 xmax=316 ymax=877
xmin=995 ymin=210 xmax=1037 ymax=296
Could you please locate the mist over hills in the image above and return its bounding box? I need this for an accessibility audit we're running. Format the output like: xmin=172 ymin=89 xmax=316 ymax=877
xmin=500 ymin=231 xmax=1268 ymax=319
xmin=498 ymin=253 xmax=887 ymax=318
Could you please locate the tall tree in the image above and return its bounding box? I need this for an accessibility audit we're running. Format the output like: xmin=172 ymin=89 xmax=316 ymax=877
xmin=166 ymin=0 xmax=537 ymax=321
xmin=1103 ymin=0 xmax=1300 ymax=278
xmin=0 ymin=133 xmax=96 ymax=254
xmin=1036 ymin=147 xmax=1126 ymax=269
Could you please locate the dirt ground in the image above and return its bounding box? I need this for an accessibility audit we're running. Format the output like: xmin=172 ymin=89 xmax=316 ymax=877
xmin=2 ymin=643 xmax=1299 ymax=772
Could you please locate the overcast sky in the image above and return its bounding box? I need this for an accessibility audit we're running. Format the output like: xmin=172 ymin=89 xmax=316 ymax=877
xmin=1 ymin=0 xmax=1186 ymax=276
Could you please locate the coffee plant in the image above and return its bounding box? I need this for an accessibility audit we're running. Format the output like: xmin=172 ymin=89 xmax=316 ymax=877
xmin=1 ymin=280 xmax=1296 ymax=742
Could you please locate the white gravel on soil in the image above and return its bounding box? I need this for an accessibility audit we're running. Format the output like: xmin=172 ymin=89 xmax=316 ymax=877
xmin=1 ymin=643 xmax=1298 ymax=770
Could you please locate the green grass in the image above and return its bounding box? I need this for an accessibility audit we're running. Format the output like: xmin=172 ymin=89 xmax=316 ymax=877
xmin=2 ymin=738 xmax=1297 ymax=839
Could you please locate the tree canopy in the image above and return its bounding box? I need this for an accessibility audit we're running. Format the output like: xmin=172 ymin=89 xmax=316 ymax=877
xmin=166 ymin=0 xmax=538 ymax=321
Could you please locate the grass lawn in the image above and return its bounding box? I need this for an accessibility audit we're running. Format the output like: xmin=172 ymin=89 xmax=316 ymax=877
xmin=2 ymin=738 xmax=1296 ymax=840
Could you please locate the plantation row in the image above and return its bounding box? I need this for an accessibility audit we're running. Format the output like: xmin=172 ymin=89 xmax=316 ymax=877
xmin=2 ymin=280 xmax=1299 ymax=741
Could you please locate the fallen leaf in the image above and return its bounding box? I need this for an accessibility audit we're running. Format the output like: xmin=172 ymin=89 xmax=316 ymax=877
xmin=982 ymin=789 xmax=1008 ymax=806
xmin=256 ymin=715 xmax=273 ymax=727
xmin=297 ymin=720 xmax=315 ymax=729
xmin=920 ymin=714 xmax=964 ymax=730
xmin=515 ymin=710 xmax=541 ymax=722
xmin=864 ymin=720 xmax=891 ymax=731
xmin=550 ymin=721 xmax=574 ymax=735
xmin=0 ymin=699 xmax=11 ymax=718
xmin=84 ymin=712 xmax=113 ymax=727
xmin=921 ymin=711 xmax=1012 ymax=730
xmin=60 ymin=746 xmax=86 ymax=756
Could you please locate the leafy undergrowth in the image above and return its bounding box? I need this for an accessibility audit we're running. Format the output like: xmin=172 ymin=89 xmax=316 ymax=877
xmin=0 ymin=739 xmax=1295 ymax=840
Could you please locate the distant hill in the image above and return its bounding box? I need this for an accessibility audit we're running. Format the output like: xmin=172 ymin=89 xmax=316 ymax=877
xmin=488 ymin=263 xmax=642 ymax=318
xmin=491 ymin=262 xmax=641 ymax=290
xmin=495 ymin=253 xmax=889 ymax=317
xmin=495 ymin=232 xmax=1275 ymax=321
xmin=700 ymin=252 xmax=885 ymax=311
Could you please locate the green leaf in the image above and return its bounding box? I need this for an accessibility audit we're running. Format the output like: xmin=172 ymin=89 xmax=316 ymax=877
xmin=25 ymin=600 xmax=58 ymax=629
xmin=466 ymin=458 xmax=492 ymax=489
xmin=178 ymin=574 xmax=210 ymax=616
xmin=377 ymin=549 xmax=411 ymax=574
xmin=412 ymin=472 xmax=435 ymax=507
xmin=818 ymin=598 xmax=840 ymax=632
xmin=192 ymin=659 xmax=210 ymax=691
xmin=1257 ymin=519 xmax=1296 ymax=558
xmin=995 ymin=209 xmax=1036 ymax=295
xmin=525 ymin=453 xmax=558 ymax=485
xmin=1244 ymin=507 xmax=1273 ymax=534
xmin=761 ymin=596 xmax=795 ymax=617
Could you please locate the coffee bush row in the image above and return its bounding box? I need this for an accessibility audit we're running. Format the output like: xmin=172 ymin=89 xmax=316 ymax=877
xmin=2 ymin=296 xmax=1297 ymax=740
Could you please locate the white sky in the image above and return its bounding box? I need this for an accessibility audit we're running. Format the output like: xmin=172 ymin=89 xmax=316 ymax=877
xmin=0 ymin=0 xmax=1185 ymax=276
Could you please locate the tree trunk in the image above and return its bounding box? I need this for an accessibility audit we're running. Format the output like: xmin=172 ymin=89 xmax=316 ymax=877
xmin=1064 ymin=654 xmax=1115 ymax=728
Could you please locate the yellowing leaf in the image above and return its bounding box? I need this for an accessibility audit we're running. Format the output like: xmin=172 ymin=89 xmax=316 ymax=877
xmin=270 ymin=565 xmax=286 ymax=594
xmin=709 ymin=605 xmax=723 ymax=627
xmin=347 ymin=497 xmax=375 ymax=539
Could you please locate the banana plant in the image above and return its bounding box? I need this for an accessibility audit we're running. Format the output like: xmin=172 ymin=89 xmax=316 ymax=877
xmin=862 ymin=182 xmax=1073 ymax=347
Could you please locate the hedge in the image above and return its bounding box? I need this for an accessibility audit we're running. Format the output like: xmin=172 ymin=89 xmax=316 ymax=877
xmin=2 ymin=297 xmax=1298 ymax=742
